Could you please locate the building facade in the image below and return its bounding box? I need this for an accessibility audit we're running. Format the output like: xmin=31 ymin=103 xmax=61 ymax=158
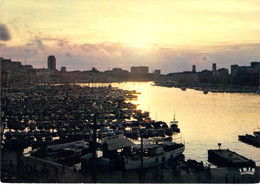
xmin=231 ymin=62 xmax=260 ymax=86
xmin=130 ymin=66 xmax=149 ymax=74
xmin=61 ymin=66 xmax=66 ymax=72
xmin=48 ymin=55 xmax=56 ymax=71
xmin=192 ymin=65 xmax=196 ymax=73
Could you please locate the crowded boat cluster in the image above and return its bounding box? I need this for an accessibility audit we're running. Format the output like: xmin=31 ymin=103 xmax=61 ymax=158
xmin=1 ymin=84 xmax=183 ymax=170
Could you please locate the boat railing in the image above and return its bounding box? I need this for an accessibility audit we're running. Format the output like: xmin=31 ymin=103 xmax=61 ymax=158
xmin=171 ymin=135 xmax=183 ymax=144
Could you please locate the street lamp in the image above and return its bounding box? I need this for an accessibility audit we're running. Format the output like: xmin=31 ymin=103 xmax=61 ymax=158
xmin=218 ymin=143 xmax=221 ymax=150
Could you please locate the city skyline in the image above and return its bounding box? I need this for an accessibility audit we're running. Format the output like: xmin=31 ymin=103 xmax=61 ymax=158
xmin=1 ymin=0 xmax=260 ymax=73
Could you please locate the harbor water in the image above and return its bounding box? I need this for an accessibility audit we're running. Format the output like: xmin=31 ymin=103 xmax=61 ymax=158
xmin=79 ymin=82 xmax=260 ymax=166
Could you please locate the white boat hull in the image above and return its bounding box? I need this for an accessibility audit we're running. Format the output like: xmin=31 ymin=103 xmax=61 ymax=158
xmin=125 ymin=145 xmax=185 ymax=170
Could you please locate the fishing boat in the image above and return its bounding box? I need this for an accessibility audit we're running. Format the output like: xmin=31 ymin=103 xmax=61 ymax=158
xmin=124 ymin=129 xmax=139 ymax=140
xmin=82 ymin=126 xmax=92 ymax=140
xmin=31 ymin=139 xmax=86 ymax=158
xmin=253 ymin=128 xmax=260 ymax=138
xmin=181 ymin=87 xmax=186 ymax=91
xmin=148 ymin=129 xmax=159 ymax=137
xmin=169 ymin=112 xmax=180 ymax=133
xmin=45 ymin=143 xmax=89 ymax=162
xmin=238 ymin=128 xmax=260 ymax=147
xmin=124 ymin=140 xmax=185 ymax=170
xmin=98 ymin=126 xmax=108 ymax=138
xmin=165 ymin=128 xmax=173 ymax=136
xmin=238 ymin=134 xmax=260 ymax=147
xmin=107 ymin=128 xmax=115 ymax=136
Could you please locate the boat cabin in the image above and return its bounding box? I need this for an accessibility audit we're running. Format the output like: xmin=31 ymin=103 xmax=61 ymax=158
xmin=131 ymin=144 xmax=163 ymax=158
xmin=101 ymin=134 xmax=135 ymax=159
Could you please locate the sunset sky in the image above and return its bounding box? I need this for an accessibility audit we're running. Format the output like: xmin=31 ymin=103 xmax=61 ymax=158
xmin=0 ymin=0 xmax=260 ymax=73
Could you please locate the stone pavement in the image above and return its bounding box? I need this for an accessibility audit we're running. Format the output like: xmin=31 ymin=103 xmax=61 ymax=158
xmin=1 ymin=149 xmax=259 ymax=183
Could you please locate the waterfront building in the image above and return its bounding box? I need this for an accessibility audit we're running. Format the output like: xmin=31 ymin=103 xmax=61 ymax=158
xmin=112 ymin=68 xmax=123 ymax=72
xmin=23 ymin=65 xmax=33 ymax=70
xmin=61 ymin=66 xmax=66 ymax=72
xmin=131 ymin=66 xmax=149 ymax=74
xmin=0 ymin=57 xmax=37 ymax=86
xmin=168 ymin=71 xmax=199 ymax=85
xmin=198 ymin=70 xmax=213 ymax=84
xmin=251 ymin=62 xmax=260 ymax=72
xmin=231 ymin=62 xmax=260 ymax=76
xmin=215 ymin=68 xmax=229 ymax=84
xmin=154 ymin=70 xmax=161 ymax=76
xmin=104 ymin=68 xmax=130 ymax=81
xmin=47 ymin=55 xmax=56 ymax=71
xmin=231 ymin=64 xmax=239 ymax=77
xmin=192 ymin=65 xmax=196 ymax=73
xmin=231 ymin=62 xmax=260 ymax=86
xmin=212 ymin=63 xmax=217 ymax=76
xmin=154 ymin=70 xmax=161 ymax=82
xmin=130 ymin=66 xmax=153 ymax=81
xmin=216 ymin=68 xmax=229 ymax=76
xmin=165 ymin=64 xmax=199 ymax=85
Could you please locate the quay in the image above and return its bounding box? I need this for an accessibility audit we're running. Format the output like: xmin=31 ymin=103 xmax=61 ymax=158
xmin=154 ymin=81 xmax=260 ymax=94
xmin=208 ymin=149 xmax=256 ymax=167
xmin=1 ymin=149 xmax=259 ymax=183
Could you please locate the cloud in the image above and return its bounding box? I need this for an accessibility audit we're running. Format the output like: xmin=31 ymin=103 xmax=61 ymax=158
xmin=81 ymin=43 xmax=99 ymax=53
xmin=23 ymin=49 xmax=38 ymax=54
xmin=40 ymin=36 xmax=69 ymax=47
xmin=202 ymin=56 xmax=208 ymax=61
xmin=26 ymin=42 xmax=34 ymax=46
xmin=23 ymin=49 xmax=31 ymax=53
xmin=65 ymin=52 xmax=72 ymax=57
xmin=58 ymin=39 xmax=69 ymax=47
xmin=9 ymin=19 xmax=19 ymax=33
xmin=24 ymin=26 xmax=71 ymax=50
xmin=0 ymin=24 xmax=11 ymax=41
xmin=1 ymin=28 xmax=260 ymax=73
xmin=34 ymin=37 xmax=45 ymax=49
xmin=28 ymin=37 xmax=45 ymax=49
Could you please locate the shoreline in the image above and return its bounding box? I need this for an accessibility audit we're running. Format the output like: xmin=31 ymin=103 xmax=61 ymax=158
xmin=1 ymin=150 xmax=259 ymax=183
xmin=154 ymin=82 xmax=260 ymax=94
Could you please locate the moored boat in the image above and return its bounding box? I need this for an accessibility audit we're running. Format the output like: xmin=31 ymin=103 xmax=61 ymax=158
xmin=45 ymin=143 xmax=89 ymax=162
xmin=253 ymin=128 xmax=260 ymax=138
xmin=238 ymin=128 xmax=260 ymax=147
xmin=31 ymin=139 xmax=86 ymax=157
xmin=181 ymin=87 xmax=186 ymax=91
xmin=238 ymin=134 xmax=260 ymax=147
xmin=169 ymin=112 xmax=180 ymax=133
xmin=124 ymin=140 xmax=185 ymax=170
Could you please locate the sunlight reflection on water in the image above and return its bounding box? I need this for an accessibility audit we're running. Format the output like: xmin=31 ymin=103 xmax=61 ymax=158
xmin=112 ymin=82 xmax=260 ymax=165
xmin=79 ymin=82 xmax=260 ymax=166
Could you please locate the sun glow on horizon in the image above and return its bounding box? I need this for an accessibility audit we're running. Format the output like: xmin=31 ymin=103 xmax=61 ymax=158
xmin=1 ymin=0 xmax=260 ymax=47
xmin=0 ymin=0 xmax=260 ymax=72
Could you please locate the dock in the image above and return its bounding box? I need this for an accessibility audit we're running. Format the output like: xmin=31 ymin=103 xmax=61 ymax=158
xmin=208 ymin=149 xmax=256 ymax=167
xmin=1 ymin=149 xmax=259 ymax=183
